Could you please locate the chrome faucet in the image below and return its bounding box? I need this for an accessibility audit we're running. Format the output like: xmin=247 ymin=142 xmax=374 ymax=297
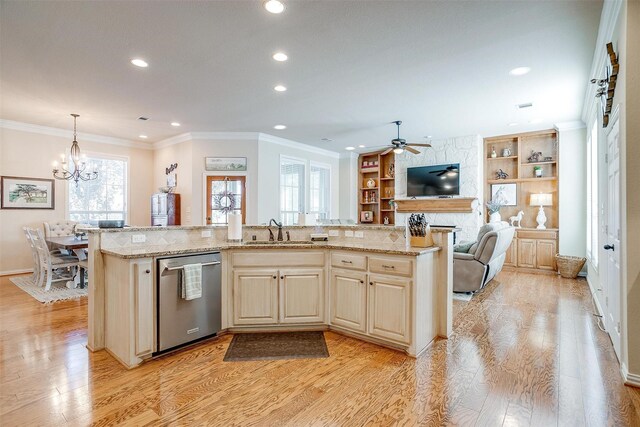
xmin=268 ymin=218 xmax=283 ymax=241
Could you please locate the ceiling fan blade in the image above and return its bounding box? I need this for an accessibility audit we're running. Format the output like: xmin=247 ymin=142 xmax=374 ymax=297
xmin=405 ymin=146 xmax=420 ymax=155
xmin=381 ymin=147 xmax=394 ymax=155
xmin=407 ymin=143 xmax=432 ymax=147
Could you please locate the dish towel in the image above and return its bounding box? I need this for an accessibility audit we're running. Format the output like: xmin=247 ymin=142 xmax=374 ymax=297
xmin=181 ymin=263 xmax=202 ymax=301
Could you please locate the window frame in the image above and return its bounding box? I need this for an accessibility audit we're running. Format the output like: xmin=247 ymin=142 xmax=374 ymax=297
xmin=65 ymin=152 xmax=130 ymax=224
xmin=279 ymin=155 xmax=307 ymax=225
xmin=309 ymin=160 xmax=332 ymax=220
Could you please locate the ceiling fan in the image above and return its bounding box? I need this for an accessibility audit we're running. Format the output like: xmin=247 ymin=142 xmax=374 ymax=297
xmin=379 ymin=121 xmax=432 ymax=155
xmin=429 ymin=165 xmax=459 ymax=176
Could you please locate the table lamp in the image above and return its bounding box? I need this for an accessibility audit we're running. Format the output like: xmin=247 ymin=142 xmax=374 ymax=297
xmin=530 ymin=193 xmax=553 ymax=229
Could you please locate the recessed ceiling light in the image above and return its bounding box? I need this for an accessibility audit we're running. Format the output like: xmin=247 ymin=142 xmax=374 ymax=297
xmin=170 ymin=122 xmax=181 ymax=127
xmin=264 ymin=0 xmax=285 ymax=14
xmin=529 ymin=118 xmax=542 ymax=124
xmin=274 ymin=85 xmax=287 ymax=92
xmin=131 ymin=58 xmax=148 ymax=68
xmin=509 ymin=67 xmax=531 ymax=76
xmin=358 ymin=145 xmax=365 ymax=148
xmin=274 ymin=125 xmax=287 ymax=130
xmin=139 ymin=134 xmax=148 ymax=139
xmin=508 ymin=122 xmax=519 ymax=126
xmin=272 ymin=52 xmax=288 ymax=62
xmin=345 ymin=146 xmax=355 ymax=151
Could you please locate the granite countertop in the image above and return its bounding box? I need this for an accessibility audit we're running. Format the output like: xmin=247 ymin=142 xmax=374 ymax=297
xmin=101 ymin=240 xmax=441 ymax=259
xmin=83 ymin=224 xmax=460 ymax=233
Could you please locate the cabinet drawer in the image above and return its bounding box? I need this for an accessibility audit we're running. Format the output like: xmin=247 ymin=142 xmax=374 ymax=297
xmin=231 ymin=251 xmax=325 ymax=268
xmin=517 ymin=230 xmax=557 ymax=240
xmin=331 ymin=251 xmax=367 ymax=271
xmin=368 ymin=256 xmax=413 ymax=277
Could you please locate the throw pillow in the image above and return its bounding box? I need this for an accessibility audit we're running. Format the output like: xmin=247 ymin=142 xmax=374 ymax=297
xmin=454 ymin=241 xmax=475 ymax=253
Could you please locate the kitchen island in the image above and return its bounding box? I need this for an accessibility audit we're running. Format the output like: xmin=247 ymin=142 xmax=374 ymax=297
xmin=84 ymin=225 xmax=455 ymax=368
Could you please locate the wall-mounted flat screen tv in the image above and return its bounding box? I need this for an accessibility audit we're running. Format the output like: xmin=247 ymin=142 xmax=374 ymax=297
xmin=407 ymin=163 xmax=460 ymax=197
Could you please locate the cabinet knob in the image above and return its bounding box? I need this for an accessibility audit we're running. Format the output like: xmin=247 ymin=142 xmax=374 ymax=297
xmin=369 ymin=281 xmax=373 ymax=286
xmin=280 ymin=276 xmax=284 ymax=279
xmin=145 ymin=269 xmax=151 ymax=274
xmin=272 ymin=275 xmax=277 ymax=279
xmin=360 ymin=280 xmax=364 ymax=284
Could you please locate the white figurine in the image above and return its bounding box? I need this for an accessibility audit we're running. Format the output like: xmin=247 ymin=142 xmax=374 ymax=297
xmin=509 ymin=210 xmax=524 ymax=228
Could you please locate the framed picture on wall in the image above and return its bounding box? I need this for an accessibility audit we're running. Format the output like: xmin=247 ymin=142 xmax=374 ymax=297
xmin=205 ymin=157 xmax=247 ymax=172
xmin=491 ymin=183 xmax=517 ymax=206
xmin=1 ymin=176 xmax=55 ymax=209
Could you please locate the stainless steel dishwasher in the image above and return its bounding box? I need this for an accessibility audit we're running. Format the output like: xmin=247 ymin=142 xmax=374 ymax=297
xmin=156 ymin=252 xmax=222 ymax=353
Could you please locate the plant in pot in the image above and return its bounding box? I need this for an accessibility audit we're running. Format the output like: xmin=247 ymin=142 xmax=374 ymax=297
xmin=486 ymin=189 xmax=507 ymax=223
xmin=534 ymin=165 xmax=543 ymax=178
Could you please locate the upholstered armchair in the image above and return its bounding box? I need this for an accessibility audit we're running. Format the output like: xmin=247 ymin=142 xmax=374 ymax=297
xmin=453 ymin=223 xmax=515 ymax=293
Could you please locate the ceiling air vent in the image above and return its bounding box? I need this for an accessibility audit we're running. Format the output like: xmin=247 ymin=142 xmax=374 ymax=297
xmin=138 ymin=116 xmax=149 ymax=121
xmin=517 ymin=102 xmax=533 ymax=109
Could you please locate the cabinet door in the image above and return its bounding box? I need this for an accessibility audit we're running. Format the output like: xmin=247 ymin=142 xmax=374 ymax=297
xmin=134 ymin=260 xmax=154 ymax=357
xmin=233 ymin=269 xmax=279 ymax=325
xmin=504 ymin=240 xmax=517 ymax=267
xmin=536 ymin=239 xmax=557 ymax=271
xmin=368 ymin=274 xmax=411 ymax=344
xmin=280 ymin=269 xmax=324 ymax=324
xmin=517 ymin=239 xmax=536 ymax=268
xmin=330 ymin=270 xmax=367 ymax=333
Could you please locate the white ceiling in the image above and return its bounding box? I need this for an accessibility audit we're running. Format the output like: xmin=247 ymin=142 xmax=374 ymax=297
xmin=0 ymin=0 xmax=602 ymax=152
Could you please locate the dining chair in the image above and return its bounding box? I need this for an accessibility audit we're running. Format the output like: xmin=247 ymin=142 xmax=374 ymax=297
xmin=28 ymin=227 xmax=79 ymax=291
xmin=23 ymin=227 xmax=41 ymax=283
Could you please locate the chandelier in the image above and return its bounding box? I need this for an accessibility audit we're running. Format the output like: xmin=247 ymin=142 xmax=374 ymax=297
xmin=52 ymin=114 xmax=98 ymax=185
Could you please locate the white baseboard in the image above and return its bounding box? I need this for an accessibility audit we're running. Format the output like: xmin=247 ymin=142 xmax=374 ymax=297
xmin=622 ymin=363 xmax=640 ymax=388
xmin=0 ymin=268 xmax=33 ymax=277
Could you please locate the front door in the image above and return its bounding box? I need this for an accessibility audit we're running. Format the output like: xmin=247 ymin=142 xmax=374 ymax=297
xmin=206 ymin=176 xmax=246 ymax=225
xmin=604 ymin=116 xmax=621 ymax=357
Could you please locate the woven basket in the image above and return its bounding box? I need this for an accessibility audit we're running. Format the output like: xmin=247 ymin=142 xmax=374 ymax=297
xmin=556 ymin=255 xmax=587 ymax=279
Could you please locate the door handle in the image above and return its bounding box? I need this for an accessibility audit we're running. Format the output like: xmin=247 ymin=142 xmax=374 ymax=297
xmin=604 ymin=244 xmax=615 ymax=251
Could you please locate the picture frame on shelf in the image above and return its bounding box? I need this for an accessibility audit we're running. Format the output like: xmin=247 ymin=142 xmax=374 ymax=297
xmin=360 ymin=211 xmax=373 ymax=223
xmin=1 ymin=176 xmax=55 ymax=209
xmin=491 ymin=183 xmax=517 ymax=206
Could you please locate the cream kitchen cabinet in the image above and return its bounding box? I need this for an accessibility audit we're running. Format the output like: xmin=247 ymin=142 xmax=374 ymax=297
xmin=279 ymin=269 xmax=325 ymax=324
xmin=368 ymin=274 xmax=411 ymax=344
xmin=233 ymin=269 xmax=279 ymax=325
xmin=103 ymin=255 xmax=155 ymax=368
xmin=330 ymin=269 xmax=368 ymax=333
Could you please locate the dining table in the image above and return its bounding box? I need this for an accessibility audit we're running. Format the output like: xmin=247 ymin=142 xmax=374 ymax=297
xmin=46 ymin=236 xmax=89 ymax=288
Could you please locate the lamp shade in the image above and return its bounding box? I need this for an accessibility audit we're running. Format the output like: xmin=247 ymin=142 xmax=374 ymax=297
xmin=530 ymin=193 xmax=552 ymax=206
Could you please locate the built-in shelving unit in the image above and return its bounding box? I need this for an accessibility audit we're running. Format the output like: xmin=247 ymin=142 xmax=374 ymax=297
xmin=358 ymin=150 xmax=395 ymax=225
xmin=484 ymin=129 xmax=560 ymax=273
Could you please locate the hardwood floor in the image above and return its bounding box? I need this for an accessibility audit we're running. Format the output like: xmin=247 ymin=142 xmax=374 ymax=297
xmin=1 ymin=271 xmax=639 ymax=426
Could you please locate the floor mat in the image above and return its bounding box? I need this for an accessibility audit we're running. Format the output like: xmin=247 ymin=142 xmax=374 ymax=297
xmin=223 ymin=331 xmax=330 ymax=362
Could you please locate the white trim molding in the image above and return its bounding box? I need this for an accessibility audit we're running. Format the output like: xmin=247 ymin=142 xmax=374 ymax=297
xmin=621 ymin=363 xmax=640 ymax=388
xmin=0 ymin=268 xmax=33 ymax=277
xmin=0 ymin=119 xmax=151 ymax=150
xmin=259 ymin=133 xmax=341 ymax=159
xmin=554 ymin=120 xmax=586 ymax=131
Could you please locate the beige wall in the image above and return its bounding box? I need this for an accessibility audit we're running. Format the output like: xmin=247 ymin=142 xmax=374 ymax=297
xmin=153 ymin=140 xmax=193 ymax=224
xmin=0 ymin=127 xmax=154 ymax=274
xmin=623 ymin=0 xmax=640 ymax=378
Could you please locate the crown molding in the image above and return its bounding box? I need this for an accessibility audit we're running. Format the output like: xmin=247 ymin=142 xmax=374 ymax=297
xmin=153 ymin=132 xmax=259 ymax=149
xmin=258 ymin=133 xmax=341 ymax=159
xmin=152 ymin=132 xmax=194 ymax=149
xmin=554 ymin=120 xmax=586 ymax=131
xmin=0 ymin=119 xmax=153 ymax=150
xmin=581 ymin=0 xmax=623 ymax=123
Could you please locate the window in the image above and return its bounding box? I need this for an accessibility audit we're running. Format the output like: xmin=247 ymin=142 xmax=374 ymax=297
xmin=586 ymin=120 xmax=599 ymax=266
xmin=68 ymin=156 xmax=127 ymax=223
xmin=280 ymin=157 xmax=305 ymax=225
xmin=206 ymin=176 xmax=246 ymax=225
xmin=310 ymin=163 xmax=331 ymax=220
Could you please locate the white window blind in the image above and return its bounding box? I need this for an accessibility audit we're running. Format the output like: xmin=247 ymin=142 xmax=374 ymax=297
xmin=280 ymin=158 xmax=305 ymax=225
xmin=68 ymin=156 xmax=127 ymax=223
xmin=310 ymin=163 xmax=331 ymax=220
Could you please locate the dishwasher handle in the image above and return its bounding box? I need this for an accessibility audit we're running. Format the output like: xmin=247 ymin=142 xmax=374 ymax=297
xmin=163 ymin=261 xmax=221 ymax=272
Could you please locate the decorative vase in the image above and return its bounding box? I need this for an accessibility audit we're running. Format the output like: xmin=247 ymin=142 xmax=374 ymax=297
xmin=489 ymin=212 xmax=501 ymax=223
xmin=534 ymin=167 xmax=543 ymax=178
xmin=367 ymin=178 xmax=376 ymax=188
xmin=490 ymin=146 xmax=497 ymax=158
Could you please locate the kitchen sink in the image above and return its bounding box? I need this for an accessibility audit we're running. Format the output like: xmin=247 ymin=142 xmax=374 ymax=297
xmin=243 ymin=240 xmax=313 ymax=245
